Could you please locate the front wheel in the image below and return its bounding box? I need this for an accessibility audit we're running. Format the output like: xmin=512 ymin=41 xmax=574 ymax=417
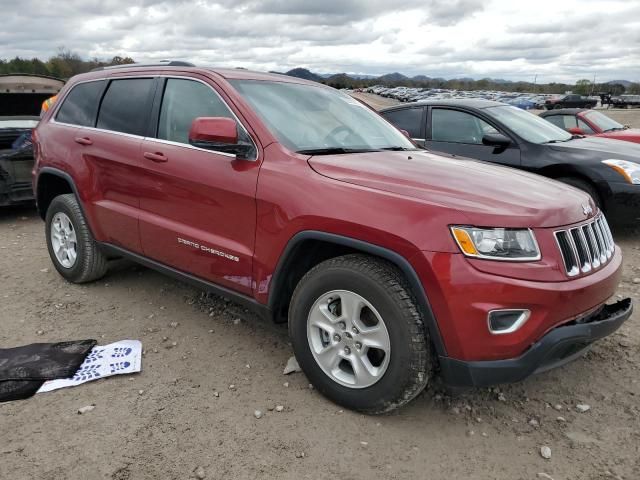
xmin=289 ymin=254 xmax=432 ymax=414
xmin=45 ymin=194 xmax=108 ymax=283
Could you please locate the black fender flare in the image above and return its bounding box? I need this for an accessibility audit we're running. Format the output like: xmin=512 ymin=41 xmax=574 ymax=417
xmin=268 ymin=231 xmax=447 ymax=356
xmin=35 ymin=167 xmax=83 ymax=217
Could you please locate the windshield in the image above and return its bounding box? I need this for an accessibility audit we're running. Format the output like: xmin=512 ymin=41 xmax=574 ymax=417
xmin=230 ymin=80 xmax=416 ymax=153
xmin=584 ymin=111 xmax=624 ymax=132
xmin=487 ymin=105 xmax=572 ymax=144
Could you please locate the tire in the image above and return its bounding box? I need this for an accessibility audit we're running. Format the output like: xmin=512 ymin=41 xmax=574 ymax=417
xmin=45 ymin=194 xmax=108 ymax=283
xmin=557 ymin=177 xmax=602 ymax=210
xmin=554 ymin=104 xmax=562 ymax=110
xmin=288 ymin=254 xmax=432 ymax=414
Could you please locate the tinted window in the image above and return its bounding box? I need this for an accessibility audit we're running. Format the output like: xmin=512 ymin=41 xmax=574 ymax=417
xmin=382 ymin=108 xmax=423 ymax=138
xmin=158 ymin=79 xmax=235 ymax=144
xmin=56 ymin=81 xmax=104 ymax=127
xmin=431 ymin=109 xmax=497 ymax=144
xmin=97 ymin=79 xmax=154 ymax=136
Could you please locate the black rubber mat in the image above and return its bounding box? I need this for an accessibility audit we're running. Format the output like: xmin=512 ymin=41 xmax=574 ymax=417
xmin=0 ymin=340 xmax=96 ymax=402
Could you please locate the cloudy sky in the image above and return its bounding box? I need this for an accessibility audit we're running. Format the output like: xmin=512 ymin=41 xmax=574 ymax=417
xmin=2 ymin=0 xmax=639 ymax=82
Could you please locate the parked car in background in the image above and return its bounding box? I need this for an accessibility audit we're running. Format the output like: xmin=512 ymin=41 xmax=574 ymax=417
xmin=611 ymin=95 xmax=640 ymax=109
xmin=545 ymin=94 xmax=597 ymax=110
xmin=33 ymin=62 xmax=632 ymax=413
xmin=540 ymin=109 xmax=640 ymax=144
xmin=0 ymin=74 xmax=64 ymax=206
xmin=380 ymin=99 xmax=640 ymax=225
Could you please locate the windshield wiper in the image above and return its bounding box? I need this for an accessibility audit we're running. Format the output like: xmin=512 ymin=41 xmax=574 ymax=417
xmin=296 ymin=147 xmax=382 ymax=155
xmin=604 ymin=127 xmax=624 ymax=132
xmin=543 ymin=137 xmax=575 ymax=144
xmin=380 ymin=146 xmax=418 ymax=151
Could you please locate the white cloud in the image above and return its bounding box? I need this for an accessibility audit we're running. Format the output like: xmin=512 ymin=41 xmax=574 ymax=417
xmin=1 ymin=0 xmax=638 ymax=82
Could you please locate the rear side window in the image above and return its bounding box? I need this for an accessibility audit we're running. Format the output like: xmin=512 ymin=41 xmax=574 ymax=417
xmin=97 ymin=78 xmax=154 ymax=136
xmin=56 ymin=81 xmax=105 ymax=127
xmin=382 ymin=108 xmax=423 ymax=138
xmin=544 ymin=115 xmax=565 ymax=129
xmin=158 ymin=78 xmax=235 ymax=144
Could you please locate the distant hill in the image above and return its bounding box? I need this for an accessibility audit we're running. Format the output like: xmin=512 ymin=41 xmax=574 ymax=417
xmin=284 ymin=68 xmax=323 ymax=82
xmin=275 ymin=67 xmax=638 ymax=95
xmin=377 ymin=72 xmax=409 ymax=82
xmin=607 ymin=80 xmax=632 ymax=87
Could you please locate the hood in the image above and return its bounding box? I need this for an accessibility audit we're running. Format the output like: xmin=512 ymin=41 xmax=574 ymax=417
xmin=308 ymin=150 xmax=595 ymax=228
xmin=549 ymin=136 xmax=640 ymax=159
xmin=596 ymin=128 xmax=640 ymax=144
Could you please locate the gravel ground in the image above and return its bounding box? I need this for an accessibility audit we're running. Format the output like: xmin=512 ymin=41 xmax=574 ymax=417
xmin=1 ymin=115 xmax=640 ymax=479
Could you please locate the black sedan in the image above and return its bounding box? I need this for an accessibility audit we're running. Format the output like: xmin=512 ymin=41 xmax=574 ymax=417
xmin=380 ymin=99 xmax=640 ymax=225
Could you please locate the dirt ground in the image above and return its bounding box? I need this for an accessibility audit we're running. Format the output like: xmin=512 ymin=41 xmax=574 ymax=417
xmin=351 ymin=92 xmax=640 ymax=128
xmin=1 ymin=110 xmax=640 ymax=480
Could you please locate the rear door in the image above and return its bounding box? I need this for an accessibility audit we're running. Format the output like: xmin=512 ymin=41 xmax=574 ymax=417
xmin=137 ymin=76 xmax=260 ymax=295
xmin=425 ymin=107 xmax=521 ymax=167
xmin=78 ymin=77 xmax=155 ymax=252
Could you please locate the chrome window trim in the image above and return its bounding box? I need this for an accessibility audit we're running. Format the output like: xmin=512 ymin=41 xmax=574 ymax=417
xmin=50 ymin=74 xmax=259 ymax=162
xmin=145 ymin=136 xmax=237 ymax=158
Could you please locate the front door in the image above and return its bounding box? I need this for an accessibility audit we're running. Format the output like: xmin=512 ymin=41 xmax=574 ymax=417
xmin=425 ymin=107 xmax=521 ymax=168
xmin=137 ymin=77 xmax=260 ymax=295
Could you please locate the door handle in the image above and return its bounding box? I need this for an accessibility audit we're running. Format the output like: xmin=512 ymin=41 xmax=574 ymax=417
xmin=74 ymin=137 xmax=93 ymax=146
xmin=143 ymin=151 xmax=168 ymax=163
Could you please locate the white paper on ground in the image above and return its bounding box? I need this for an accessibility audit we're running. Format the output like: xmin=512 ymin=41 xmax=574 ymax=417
xmin=37 ymin=340 xmax=142 ymax=393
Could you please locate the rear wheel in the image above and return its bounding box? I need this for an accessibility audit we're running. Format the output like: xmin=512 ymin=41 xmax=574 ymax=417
xmin=557 ymin=177 xmax=602 ymax=210
xmin=45 ymin=194 xmax=108 ymax=283
xmin=289 ymin=254 xmax=432 ymax=414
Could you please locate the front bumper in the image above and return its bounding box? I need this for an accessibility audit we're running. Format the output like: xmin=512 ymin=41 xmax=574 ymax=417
xmin=439 ymin=298 xmax=632 ymax=387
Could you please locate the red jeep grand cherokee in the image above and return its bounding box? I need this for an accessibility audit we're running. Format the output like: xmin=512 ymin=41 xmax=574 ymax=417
xmin=32 ymin=62 xmax=632 ymax=413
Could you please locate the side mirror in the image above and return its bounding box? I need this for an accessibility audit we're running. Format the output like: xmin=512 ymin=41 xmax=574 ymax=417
xmin=189 ymin=117 xmax=255 ymax=159
xmin=189 ymin=117 xmax=238 ymax=146
xmin=568 ymin=127 xmax=584 ymax=135
xmin=482 ymin=132 xmax=511 ymax=149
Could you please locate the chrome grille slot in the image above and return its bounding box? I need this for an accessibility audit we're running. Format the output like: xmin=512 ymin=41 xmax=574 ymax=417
xmin=555 ymin=214 xmax=614 ymax=277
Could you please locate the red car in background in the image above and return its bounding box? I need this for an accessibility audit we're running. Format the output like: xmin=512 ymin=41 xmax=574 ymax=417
xmin=540 ymin=108 xmax=640 ymax=144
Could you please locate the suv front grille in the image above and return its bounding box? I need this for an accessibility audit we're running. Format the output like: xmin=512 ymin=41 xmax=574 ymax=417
xmin=554 ymin=215 xmax=614 ymax=277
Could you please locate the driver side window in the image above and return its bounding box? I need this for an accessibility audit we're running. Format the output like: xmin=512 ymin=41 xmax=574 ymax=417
xmin=431 ymin=109 xmax=497 ymax=144
xmin=158 ymin=79 xmax=236 ymax=145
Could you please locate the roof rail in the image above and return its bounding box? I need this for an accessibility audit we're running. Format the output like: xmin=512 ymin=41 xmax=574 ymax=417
xmin=90 ymin=60 xmax=196 ymax=72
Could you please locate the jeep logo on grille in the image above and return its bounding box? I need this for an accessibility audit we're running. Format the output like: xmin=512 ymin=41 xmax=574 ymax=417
xmin=582 ymin=204 xmax=593 ymax=216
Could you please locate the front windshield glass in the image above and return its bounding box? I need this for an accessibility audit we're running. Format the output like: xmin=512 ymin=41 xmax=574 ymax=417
xmin=584 ymin=111 xmax=624 ymax=132
xmin=487 ymin=105 xmax=572 ymax=144
xmin=230 ymin=79 xmax=416 ymax=153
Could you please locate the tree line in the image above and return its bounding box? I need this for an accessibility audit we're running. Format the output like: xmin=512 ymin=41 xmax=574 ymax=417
xmin=0 ymin=50 xmax=134 ymax=79
xmin=2 ymin=51 xmax=638 ymax=95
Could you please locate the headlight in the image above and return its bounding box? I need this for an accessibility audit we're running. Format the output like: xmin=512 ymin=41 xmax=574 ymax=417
xmin=450 ymin=226 xmax=541 ymax=261
xmin=602 ymin=159 xmax=640 ymax=184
